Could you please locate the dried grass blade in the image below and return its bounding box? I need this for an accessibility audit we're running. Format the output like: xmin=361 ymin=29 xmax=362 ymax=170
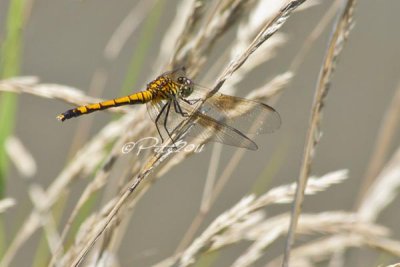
xmin=0 ymin=198 xmax=15 ymax=213
xmin=104 ymin=0 xmax=157 ymax=60
xmin=155 ymin=170 xmax=347 ymax=267
xmin=357 ymin=83 xmax=400 ymax=206
xmin=213 ymin=0 xmax=308 ymax=96
xmin=282 ymin=1 xmax=356 ymax=266
xmin=5 ymin=135 xmax=36 ymax=178
xmin=267 ymin=233 xmax=399 ymax=267
xmin=174 ymin=0 xmax=254 ymax=75
xmin=232 ymin=212 xmax=387 ymax=267
xmin=167 ymin=0 xmax=208 ymax=67
xmin=0 ymin=77 xmax=132 ymax=114
xmin=358 ymin=146 xmax=400 ymax=222
xmin=0 ymin=115 xmax=133 ymax=267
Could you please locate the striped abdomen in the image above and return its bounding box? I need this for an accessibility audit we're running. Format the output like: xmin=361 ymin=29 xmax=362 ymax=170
xmin=57 ymin=91 xmax=153 ymax=121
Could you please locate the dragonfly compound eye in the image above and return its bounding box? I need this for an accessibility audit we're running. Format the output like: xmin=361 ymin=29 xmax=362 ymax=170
xmin=177 ymin=76 xmax=186 ymax=83
xmin=180 ymin=85 xmax=193 ymax=97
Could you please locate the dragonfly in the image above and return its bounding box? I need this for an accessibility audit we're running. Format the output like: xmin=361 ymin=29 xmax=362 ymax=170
xmin=57 ymin=69 xmax=281 ymax=150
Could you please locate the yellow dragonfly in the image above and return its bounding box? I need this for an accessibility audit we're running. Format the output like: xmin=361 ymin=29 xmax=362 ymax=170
xmin=57 ymin=69 xmax=281 ymax=150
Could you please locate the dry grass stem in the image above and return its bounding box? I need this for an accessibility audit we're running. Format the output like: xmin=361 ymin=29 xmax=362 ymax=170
xmin=290 ymin=0 xmax=342 ymax=72
xmin=172 ymin=0 xmax=254 ymax=74
xmin=224 ymin=34 xmax=288 ymax=94
xmin=231 ymin=212 xmax=387 ymax=267
xmin=223 ymin=0 xmax=296 ymax=92
xmin=358 ymin=82 xmax=400 ymax=206
xmin=214 ymin=0 xmax=308 ymax=95
xmin=5 ymin=135 xmax=36 ymax=178
xmin=0 ymin=114 xmax=135 ymax=267
xmin=201 ymin=143 xmax=223 ymax=211
xmin=0 ymin=76 xmax=132 ymax=114
xmin=247 ymin=72 xmax=294 ymax=101
xmin=358 ymin=146 xmax=400 ymax=222
xmin=155 ymin=170 xmax=347 ymax=267
xmin=365 ymin=237 xmax=400 ymax=257
xmin=0 ymin=198 xmax=15 ymax=213
xmin=267 ymin=233 xmax=395 ymax=267
xmin=295 ymin=0 xmax=321 ymax=11
xmin=28 ymin=185 xmax=62 ymax=258
xmin=283 ymin=1 xmax=356 ymax=265
xmin=158 ymin=0 xmax=207 ymax=71
xmin=104 ymin=0 xmax=157 ymax=60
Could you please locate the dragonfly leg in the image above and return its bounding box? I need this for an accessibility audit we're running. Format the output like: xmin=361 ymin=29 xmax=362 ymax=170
xmin=163 ymin=101 xmax=177 ymax=146
xmin=181 ymin=98 xmax=201 ymax=105
xmin=155 ymin=101 xmax=169 ymax=143
xmin=174 ymin=100 xmax=189 ymax=117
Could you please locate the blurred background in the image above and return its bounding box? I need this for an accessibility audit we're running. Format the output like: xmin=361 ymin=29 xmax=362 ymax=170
xmin=0 ymin=0 xmax=399 ymax=266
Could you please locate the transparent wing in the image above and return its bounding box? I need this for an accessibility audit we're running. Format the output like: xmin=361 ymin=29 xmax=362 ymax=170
xmin=146 ymin=98 xmax=166 ymax=122
xmin=180 ymin=112 xmax=258 ymax=150
xmin=187 ymin=85 xmax=281 ymax=135
xmin=146 ymin=98 xmax=194 ymax=141
xmin=145 ymin=84 xmax=280 ymax=149
xmin=146 ymin=97 xmax=258 ymax=149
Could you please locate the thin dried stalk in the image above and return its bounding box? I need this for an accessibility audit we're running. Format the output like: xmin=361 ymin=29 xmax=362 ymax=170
xmin=357 ymin=82 xmax=400 ymax=207
xmin=157 ymin=0 xmax=207 ymax=71
xmin=213 ymin=0 xmax=308 ymax=96
xmin=59 ymin=199 xmax=119 ymax=266
xmin=358 ymin=146 xmax=400 ymax=222
xmin=50 ymin=121 xmax=148 ymax=266
xmin=290 ymin=0 xmax=342 ymax=72
xmin=266 ymin=233 xmax=400 ymax=267
xmin=0 ymin=76 xmax=132 ymax=114
xmin=0 ymin=198 xmax=15 ymax=213
xmin=28 ymin=185 xmax=61 ymax=259
xmin=0 ymin=114 xmax=134 ymax=267
xmin=155 ymin=170 xmax=348 ymax=267
xmin=366 ymin=237 xmax=400 ymax=257
xmin=231 ymin=212 xmax=387 ymax=267
xmin=221 ymin=211 xmax=387 ymax=250
xmin=282 ymin=1 xmax=356 ymax=266
xmin=69 ymin=150 xmax=172 ymax=266
xmin=224 ymin=0 xmax=292 ymax=92
xmin=247 ymin=72 xmax=294 ymax=101
xmin=5 ymin=135 xmax=36 ymax=178
xmin=104 ymin=0 xmax=157 ymax=60
xmin=173 ymin=0 xmax=255 ymax=75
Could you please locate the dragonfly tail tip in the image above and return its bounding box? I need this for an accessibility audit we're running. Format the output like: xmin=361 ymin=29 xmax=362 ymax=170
xmin=56 ymin=114 xmax=66 ymax=122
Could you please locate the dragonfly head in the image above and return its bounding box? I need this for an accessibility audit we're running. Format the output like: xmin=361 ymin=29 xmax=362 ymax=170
xmin=176 ymin=76 xmax=194 ymax=98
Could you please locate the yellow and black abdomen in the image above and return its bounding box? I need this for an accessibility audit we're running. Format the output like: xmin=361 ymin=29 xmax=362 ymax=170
xmin=57 ymin=91 xmax=153 ymax=121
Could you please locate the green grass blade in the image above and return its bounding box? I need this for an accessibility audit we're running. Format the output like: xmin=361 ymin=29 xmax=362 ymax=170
xmin=0 ymin=0 xmax=26 ymax=259
xmin=0 ymin=0 xmax=26 ymax=197
xmin=120 ymin=0 xmax=165 ymax=96
xmin=251 ymin=137 xmax=290 ymax=195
